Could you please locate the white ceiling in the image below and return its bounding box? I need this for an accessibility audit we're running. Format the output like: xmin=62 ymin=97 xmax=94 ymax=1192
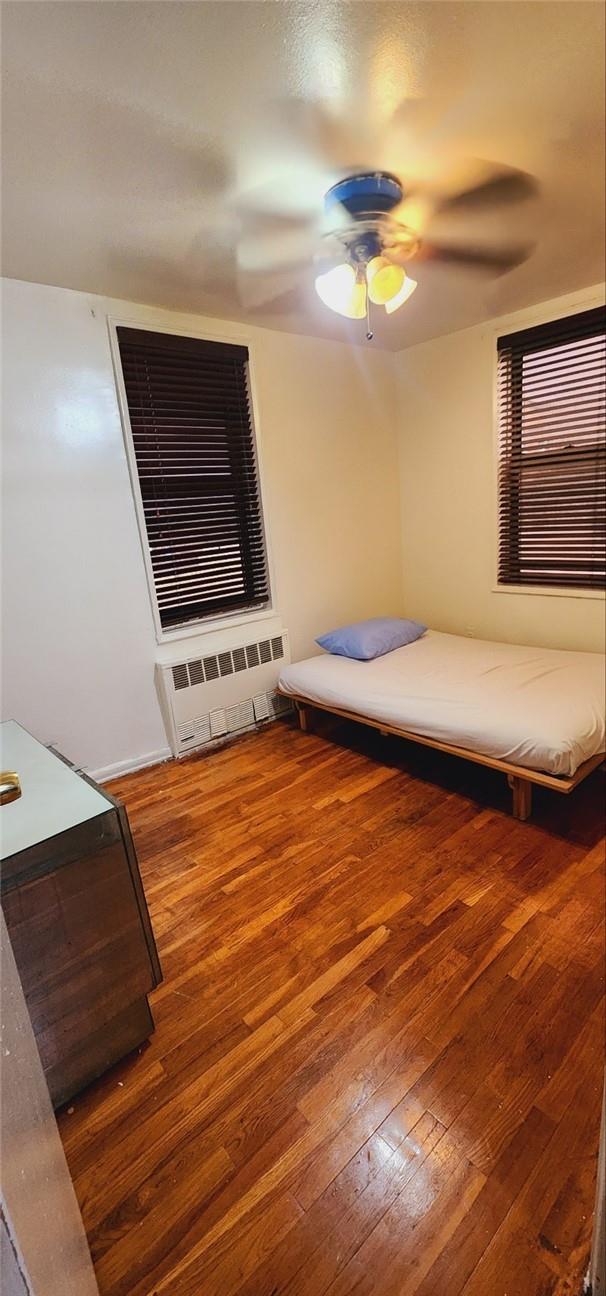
xmin=2 ymin=1 xmax=604 ymax=350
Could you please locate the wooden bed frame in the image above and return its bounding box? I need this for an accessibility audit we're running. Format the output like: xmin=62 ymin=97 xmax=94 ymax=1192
xmin=281 ymin=691 xmax=604 ymax=821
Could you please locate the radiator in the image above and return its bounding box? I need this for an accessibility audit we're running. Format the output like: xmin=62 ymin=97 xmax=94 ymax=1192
xmin=156 ymin=626 xmax=292 ymax=756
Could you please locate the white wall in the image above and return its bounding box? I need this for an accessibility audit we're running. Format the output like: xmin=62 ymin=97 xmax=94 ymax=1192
xmin=395 ymin=284 xmax=606 ymax=655
xmin=1 ymin=278 xmax=402 ymax=776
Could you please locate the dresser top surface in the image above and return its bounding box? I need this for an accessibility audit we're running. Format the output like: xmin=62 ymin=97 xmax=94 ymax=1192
xmin=0 ymin=721 xmax=112 ymax=860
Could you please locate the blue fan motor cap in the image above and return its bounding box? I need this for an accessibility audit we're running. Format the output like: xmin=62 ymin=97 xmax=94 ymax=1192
xmin=325 ymin=171 xmax=403 ymax=217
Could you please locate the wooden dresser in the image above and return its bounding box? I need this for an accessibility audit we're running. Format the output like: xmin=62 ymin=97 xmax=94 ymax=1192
xmin=0 ymin=721 xmax=162 ymax=1108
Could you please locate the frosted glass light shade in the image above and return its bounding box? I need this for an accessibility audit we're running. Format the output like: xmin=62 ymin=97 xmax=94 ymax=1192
xmin=314 ymin=263 xmax=366 ymax=319
xmin=366 ymin=256 xmax=405 ymax=305
xmin=385 ymin=275 xmax=418 ymax=314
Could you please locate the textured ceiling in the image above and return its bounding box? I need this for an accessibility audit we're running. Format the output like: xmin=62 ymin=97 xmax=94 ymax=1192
xmin=1 ymin=1 xmax=604 ymax=350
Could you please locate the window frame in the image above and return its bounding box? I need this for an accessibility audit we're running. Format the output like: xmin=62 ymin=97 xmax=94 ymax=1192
xmin=491 ymin=293 xmax=606 ymax=602
xmin=108 ymin=314 xmax=275 ymax=644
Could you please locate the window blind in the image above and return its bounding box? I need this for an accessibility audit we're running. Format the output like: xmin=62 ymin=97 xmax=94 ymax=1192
xmin=117 ymin=327 xmax=269 ymax=629
xmin=497 ymin=306 xmax=606 ymax=590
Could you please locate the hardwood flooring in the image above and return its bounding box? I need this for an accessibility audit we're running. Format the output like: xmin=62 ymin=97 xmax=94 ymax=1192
xmin=57 ymin=716 xmax=605 ymax=1296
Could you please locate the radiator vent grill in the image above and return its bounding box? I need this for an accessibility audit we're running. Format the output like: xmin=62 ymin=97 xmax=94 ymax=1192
xmin=218 ymin=651 xmax=233 ymax=677
xmin=210 ymin=708 xmax=227 ymax=738
xmin=253 ymin=691 xmax=293 ymax=722
xmin=203 ymin=655 xmax=220 ymax=682
xmin=173 ymin=635 xmax=285 ymax=692
xmin=174 ymin=691 xmax=292 ymax=750
xmin=177 ymin=714 xmax=212 ymax=747
xmin=246 ymin=643 xmax=260 ymax=669
xmin=160 ymin=630 xmax=290 ymax=757
xmin=187 ymin=659 xmax=204 ymax=687
xmin=227 ymin=699 xmax=256 ymax=732
xmin=172 ymin=663 xmax=189 ymax=691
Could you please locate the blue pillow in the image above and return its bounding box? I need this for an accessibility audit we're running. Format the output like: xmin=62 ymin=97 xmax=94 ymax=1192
xmin=316 ymin=617 xmax=427 ymax=661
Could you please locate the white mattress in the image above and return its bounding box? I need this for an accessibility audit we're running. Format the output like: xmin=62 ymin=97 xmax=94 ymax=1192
xmin=279 ymin=631 xmax=606 ymax=777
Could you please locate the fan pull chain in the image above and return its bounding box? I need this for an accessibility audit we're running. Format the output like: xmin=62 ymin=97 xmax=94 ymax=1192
xmin=366 ymin=289 xmax=373 ymax=341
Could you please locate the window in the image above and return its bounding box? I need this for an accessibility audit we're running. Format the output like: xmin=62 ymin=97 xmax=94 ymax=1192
xmin=497 ymin=306 xmax=605 ymax=591
xmin=116 ymin=327 xmax=270 ymax=631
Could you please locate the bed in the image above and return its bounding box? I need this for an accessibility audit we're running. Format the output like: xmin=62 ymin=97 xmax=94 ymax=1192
xmin=278 ymin=630 xmax=605 ymax=819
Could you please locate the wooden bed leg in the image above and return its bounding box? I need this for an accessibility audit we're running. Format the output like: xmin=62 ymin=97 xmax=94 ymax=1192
xmin=509 ymin=775 xmax=532 ymax=821
xmin=296 ymin=702 xmax=311 ymax=733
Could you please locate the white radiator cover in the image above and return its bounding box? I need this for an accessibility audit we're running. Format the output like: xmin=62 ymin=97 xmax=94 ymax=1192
xmin=156 ymin=624 xmax=292 ymax=756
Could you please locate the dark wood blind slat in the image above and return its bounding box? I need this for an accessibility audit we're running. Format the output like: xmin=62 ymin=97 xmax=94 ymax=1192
xmin=497 ymin=307 xmax=606 ymax=352
xmin=117 ymin=327 xmax=248 ymax=361
xmin=117 ymin=326 xmax=269 ymax=628
xmin=497 ymin=306 xmax=606 ymax=590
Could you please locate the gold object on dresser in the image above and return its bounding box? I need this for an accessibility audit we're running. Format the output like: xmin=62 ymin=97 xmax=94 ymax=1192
xmin=0 ymin=771 xmax=21 ymax=805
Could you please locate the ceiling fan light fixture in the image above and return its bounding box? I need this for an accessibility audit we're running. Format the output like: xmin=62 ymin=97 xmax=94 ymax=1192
xmin=385 ymin=273 xmax=418 ymax=314
xmin=366 ymin=256 xmax=405 ymax=305
xmin=314 ymin=262 xmax=366 ymax=319
xmin=347 ymin=278 xmax=367 ymax=319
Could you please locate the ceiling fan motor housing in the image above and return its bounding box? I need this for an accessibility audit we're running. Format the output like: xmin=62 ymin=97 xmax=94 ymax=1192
xmin=325 ymin=171 xmax=404 ymax=218
xmin=325 ymin=171 xmax=407 ymax=264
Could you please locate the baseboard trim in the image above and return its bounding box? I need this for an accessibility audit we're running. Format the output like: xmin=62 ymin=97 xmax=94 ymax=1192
xmin=88 ymin=747 xmax=172 ymax=784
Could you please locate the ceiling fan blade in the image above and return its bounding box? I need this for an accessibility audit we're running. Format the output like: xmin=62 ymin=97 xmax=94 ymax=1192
xmin=234 ymin=171 xmax=327 ymax=221
xmin=272 ymin=99 xmax=374 ymax=171
xmin=245 ymin=285 xmax=306 ymax=317
xmin=234 ymin=99 xmax=373 ymax=221
xmin=419 ymin=240 xmax=534 ymax=273
xmin=236 ymin=223 xmax=321 ymax=274
xmin=236 ymin=268 xmax=300 ymax=312
xmin=387 ymin=93 xmax=475 ymax=140
xmin=389 ymin=193 xmax=436 ymax=237
xmin=436 ymin=166 xmax=538 ymax=214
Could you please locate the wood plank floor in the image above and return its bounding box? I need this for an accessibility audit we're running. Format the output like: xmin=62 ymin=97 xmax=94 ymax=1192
xmin=57 ymin=717 xmax=605 ymax=1296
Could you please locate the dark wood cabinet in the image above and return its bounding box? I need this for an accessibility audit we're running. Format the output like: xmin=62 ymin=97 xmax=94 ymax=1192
xmin=0 ymin=722 xmax=162 ymax=1108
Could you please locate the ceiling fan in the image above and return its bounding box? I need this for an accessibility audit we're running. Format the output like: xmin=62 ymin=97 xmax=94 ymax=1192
xmin=321 ymin=170 xmax=539 ymax=337
xmin=237 ymin=163 xmax=537 ymax=340
xmin=231 ymin=102 xmax=539 ymax=339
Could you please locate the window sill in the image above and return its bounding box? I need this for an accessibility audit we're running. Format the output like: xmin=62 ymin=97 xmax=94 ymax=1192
xmin=492 ymin=584 xmax=605 ymax=602
xmin=155 ymin=604 xmax=277 ymax=646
